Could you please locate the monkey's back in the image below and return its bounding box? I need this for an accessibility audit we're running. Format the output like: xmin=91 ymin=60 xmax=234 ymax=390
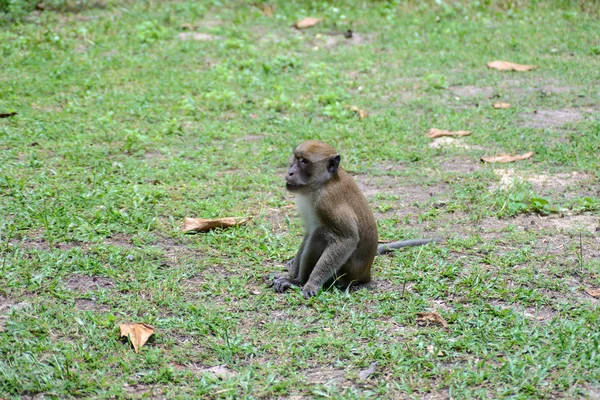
xmin=314 ymin=168 xmax=378 ymax=286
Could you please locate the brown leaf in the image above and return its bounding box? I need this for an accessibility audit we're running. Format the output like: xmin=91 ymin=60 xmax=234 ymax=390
xmin=426 ymin=344 xmax=445 ymax=356
xmin=346 ymin=105 xmax=368 ymax=119
xmin=295 ymin=17 xmax=321 ymax=29
xmin=426 ymin=128 xmax=472 ymax=139
xmin=585 ymin=288 xmax=600 ymax=298
xmin=481 ymin=152 xmax=534 ymax=163
xmin=119 ymin=323 xmax=155 ymax=353
xmin=203 ymin=365 xmax=236 ymax=379
xmin=493 ymin=102 xmax=511 ymax=109
xmin=486 ymin=61 xmax=538 ymax=72
xmin=0 ymin=112 xmax=17 ymax=118
xmin=178 ymin=32 xmax=220 ymax=41
xmin=259 ymin=4 xmax=274 ymax=17
xmin=180 ymin=23 xmax=194 ymax=30
xmin=183 ymin=217 xmax=249 ymax=233
xmin=416 ymin=311 xmax=449 ymax=328
xmin=358 ymin=362 xmax=377 ymax=380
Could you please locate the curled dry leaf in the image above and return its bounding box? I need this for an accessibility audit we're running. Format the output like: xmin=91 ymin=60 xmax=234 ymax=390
xmin=259 ymin=4 xmax=274 ymax=17
xmin=203 ymin=365 xmax=236 ymax=379
xmin=493 ymin=102 xmax=511 ymax=109
xmin=295 ymin=17 xmax=321 ymax=29
xmin=481 ymin=152 xmax=534 ymax=164
xmin=416 ymin=311 xmax=449 ymax=328
xmin=119 ymin=323 xmax=155 ymax=353
xmin=487 ymin=61 xmax=538 ymax=72
xmin=585 ymin=288 xmax=600 ymax=298
xmin=358 ymin=362 xmax=377 ymax=380
xmin=426 ymin=344 xmax=445 ymax=356
xmin=183 ymin=217 xmax=249 ymax=233
xmin=426 ymin=128 xmax=472 ymax=139
xmin=178 ymin=32 xmax=221 ymax=41
xmin=346 ymin=105 xmax=368 ymax=119
xmin=0 ymin=112 xmax=17 ymax=118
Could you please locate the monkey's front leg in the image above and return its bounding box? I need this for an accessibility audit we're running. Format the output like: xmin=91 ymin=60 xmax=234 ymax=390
xmin=271 ymin=234 xmax=308 ymax=293
xmin=302 ymin=235 xmax=357 ymax=298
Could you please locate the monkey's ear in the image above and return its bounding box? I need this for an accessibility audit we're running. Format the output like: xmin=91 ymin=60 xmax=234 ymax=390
xmin=328 ymin=154 xmax=341 ymax=174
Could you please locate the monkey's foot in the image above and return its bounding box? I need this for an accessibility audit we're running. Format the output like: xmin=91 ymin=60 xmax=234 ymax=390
xmin=301 ymin=283 xmax=320 ymax=299
xmin=272 ymin=277 xmax=296 ymax=293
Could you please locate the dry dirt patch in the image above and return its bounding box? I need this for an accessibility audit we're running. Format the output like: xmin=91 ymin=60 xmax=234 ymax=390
xmin=440 ymin=158 xmax=481 ymax=173
xmin=304 ymin=366 xmax=348 ymax=384
xmin=488 ymin=300 xmax=558 ymax=322
xmin=354 ymin=174 xmax=446 ymax=201
xmin=521 ymin=108 xmax=584 ymax=129
xmin=478 ymin=213 xmax=598 ymax=234
xmin=75 ymin=298 xmax=110 ymax=312
xmin=491 ymin=169 xmax=595 ymax=196
xmin=66 ymin=274 xmax=114 ymax=293
xmin=0 ymin=296 xmax=25 ymax=331
xmin=449 ymin=85 xmax=495 ymax=98
xmin=321 ymin=32 xmax=373 ymax=49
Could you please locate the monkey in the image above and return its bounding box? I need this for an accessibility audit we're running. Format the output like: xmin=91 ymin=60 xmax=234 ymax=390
xmin=271 ymin=140 xmax=441 ymax=299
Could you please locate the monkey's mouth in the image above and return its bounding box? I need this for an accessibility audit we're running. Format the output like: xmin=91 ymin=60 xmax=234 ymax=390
xmin=285 ymin=183 xmax=303 ymax=191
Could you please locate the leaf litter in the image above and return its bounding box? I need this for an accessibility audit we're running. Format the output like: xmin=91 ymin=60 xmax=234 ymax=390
xmin=295 ymin=17 xmax=321 ymax=29
xmin=426 ymin=128 xmax=472 ymax=139
xmin=119 ymin=323 xmax=155 ymax=353
xmin=358 ymin=362 xmax=377 ymax=380
xmin=481 ymin=152 xmax=534 ymax=163
xmin=346 ymin=105 xmax=368 ymax=119
xmin=416 ymin=311 xmax=449 ymax=328
xmin=487 ymin=61 xmax=538 ymax=72
xmin=183 ymin=217 xmax=249 ymax=233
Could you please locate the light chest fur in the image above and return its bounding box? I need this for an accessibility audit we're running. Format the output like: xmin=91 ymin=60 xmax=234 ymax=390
xmin=296 ymin=194 xmax=321 ymax=234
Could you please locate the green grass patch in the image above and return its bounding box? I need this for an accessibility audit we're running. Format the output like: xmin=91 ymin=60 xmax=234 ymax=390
xmin=1 ymin=0 xmax=600 ymax=398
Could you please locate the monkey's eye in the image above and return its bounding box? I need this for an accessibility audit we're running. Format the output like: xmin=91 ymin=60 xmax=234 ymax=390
xmin=301 ymin=158 xmax=309 ymax=164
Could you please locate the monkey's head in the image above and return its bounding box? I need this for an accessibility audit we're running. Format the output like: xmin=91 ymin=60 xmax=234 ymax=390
xmin=285 ymin=140 xmax=341 ymax=192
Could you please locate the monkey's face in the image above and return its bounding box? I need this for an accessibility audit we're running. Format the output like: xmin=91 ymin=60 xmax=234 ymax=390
xmin=286 ymin=141 xmax=341 ymax=192
xmin=285 ymin=155 xmax=311 ymax=192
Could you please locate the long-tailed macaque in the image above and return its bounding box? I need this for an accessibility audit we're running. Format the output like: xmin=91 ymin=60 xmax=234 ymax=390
xmin=271 ymin=140 xmax=441 ymax=298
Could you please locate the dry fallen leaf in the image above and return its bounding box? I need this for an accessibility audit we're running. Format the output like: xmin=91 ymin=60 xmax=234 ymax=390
xmin=493 ymin=102 xmax=511 ymax=109
xmin=295 ymin=17 xmax=321 ymax=29
xmin=119 ymin=323 xmax=155 ymax=353
xmin=426 ymin=128 xmax=472 ymax=139
xmin=183 ymin=217 xmax=249 ymax=233
xmin=346 ymin=105 xmax=368 ymax=119
xmin=0 ymin=112 xmax=17 ymax=118
xmin=426 ymin=344 xmax=445 ymax=356
xmin=259 ymin=4 xmax=274 ymax=17
xmin=481 ymin=152 xmax=534 ymax=163
xmin=203 ymin=365 xmax=236 ymax=379
xmin=416 ymin=311 xmax=449 ymax=328
xmin=486 ymin=61 xmax=538 ymax=72
xmin=178 ymin=32 xmax=220 ymax=41
xmin=585 ymin=288 xmax=600 ymax=298
xmin=358 ymin=362 xmax=377 ymax=380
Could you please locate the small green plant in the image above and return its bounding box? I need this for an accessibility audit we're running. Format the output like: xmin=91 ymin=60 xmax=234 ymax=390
xmin=425 ymin=73 xmax=448 ymax=90
xmin=136 ymin=20 xmax=170 ymax=43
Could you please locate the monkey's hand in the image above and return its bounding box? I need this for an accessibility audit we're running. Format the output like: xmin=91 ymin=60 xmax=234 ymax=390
xmin=302 ymin=282 xmax=320 ymax=299
xmin=271 ymin=276 xmax=296 ymax=293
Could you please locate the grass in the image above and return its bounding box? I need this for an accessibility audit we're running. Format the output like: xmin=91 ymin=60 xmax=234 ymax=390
xmin=1 ymin=0 xmax=600 ymax=398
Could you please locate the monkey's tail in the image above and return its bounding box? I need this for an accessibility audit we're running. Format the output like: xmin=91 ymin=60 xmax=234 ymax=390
xmin=377 ymin=237 xmax=442 ymax=255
